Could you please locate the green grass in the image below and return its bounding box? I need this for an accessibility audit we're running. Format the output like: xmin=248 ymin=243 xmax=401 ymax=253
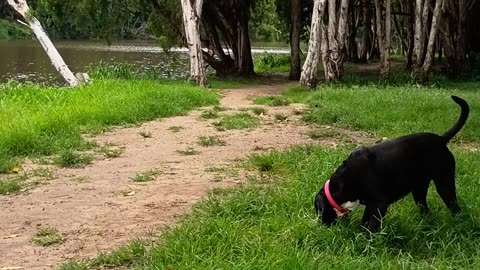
xmin=130 ymin=169 xmax=160 ymax=182
xmin=254 ymin=53 xmax=291 ymax=74
xmin=254 ymin=96 xmax=291 ymax=106
xmin=32 ymin=227 xmax=64 ymax=246
xmin=0 ymin=79 xmax=218 ymax=169
xmin=59 ymin=241 xmax=148 ymax=270
xmin=200 ymin=110 xmax=220 ymax=119
xmin=68 ymin=145 xmax=480 ymax=269
xmin=0 ymin=179 xmax=22 ymax=195
xmin=213 ymin=113 xmax=261 ymax=131
xmin=283 ymin=79 xmax=480 ymax=143
xmin=197 ymin=136 xmax=226 ymax=147
xmin=54 ymin=150 xmax=94 ymax=168
xmin=0 ymin=19 xmax=31 ymax=40
xmin=61 ymin=77 xmax=480 ymax=269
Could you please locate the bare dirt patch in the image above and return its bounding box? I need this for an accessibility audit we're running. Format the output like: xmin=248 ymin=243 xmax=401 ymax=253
xmin=0 ymin=80 xmax=378 ymax=269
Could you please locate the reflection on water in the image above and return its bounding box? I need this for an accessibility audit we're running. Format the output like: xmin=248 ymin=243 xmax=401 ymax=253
xmin=0 ymin=40 xmax=289 ymax=85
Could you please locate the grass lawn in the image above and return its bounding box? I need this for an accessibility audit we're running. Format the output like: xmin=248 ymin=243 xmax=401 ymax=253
xmin=61 ymin=77 xmax=480 ymax=269
xmin=0 ymin=79 xmax=218 ymax=174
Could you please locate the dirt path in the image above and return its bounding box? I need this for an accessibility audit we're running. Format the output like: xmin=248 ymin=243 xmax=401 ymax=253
xmin=0 ymin=81 xmax=377 ymax=269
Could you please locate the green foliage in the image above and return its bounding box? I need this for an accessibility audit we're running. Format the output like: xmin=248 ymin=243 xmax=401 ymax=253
xmin=0 ymin=19 xmax=32 ymax=40
xmin=55 ymin=150 xmax=94 ymax=168
xmin=253 ymin=53 xmax=291 ymax=73
xmin=33 ymin=0 xmax=152 ymax=40
xmin=0 ymin=80 xmax=218 ymax=168
xmin=250 ymin=0 xmax=283 ymax=41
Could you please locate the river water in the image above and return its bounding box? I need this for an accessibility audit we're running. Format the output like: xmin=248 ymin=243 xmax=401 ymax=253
xmin=0 ymin=40 xmax=289 ymax=85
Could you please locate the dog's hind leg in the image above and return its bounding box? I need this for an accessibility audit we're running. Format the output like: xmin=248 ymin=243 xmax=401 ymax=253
xmin=412 ymin=180 xmax=430 ymax=215
xmin=433 ymin=153 xmax=461 ymax=215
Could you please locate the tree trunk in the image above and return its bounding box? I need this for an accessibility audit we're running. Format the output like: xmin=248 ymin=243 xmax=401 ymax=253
xmin=300 ymin=0 xmax=327 ymax=87
xmin=7 ymin=0 xmax=81 ymax=87
xmin=324 ymin=0 xmax=349 ymax=81
xmin=290 ymin=0 xmax=302 ymax=80
xmin=347 ymin=0 xmax=359 ymax=62
xmin=374 ymin=0 xmax=391 ymax=77
xmin=360 ymin=1 xmax=372 ymax=63
xmin=413 ymin=0 xmax=424 ymax=71
xmin=419 ymin=0 xmax=443 ymax=82
xmin=181 ymin=0 xmax=209 ymax=87
xmin=407 ymin=0 xmax=414 ymax=69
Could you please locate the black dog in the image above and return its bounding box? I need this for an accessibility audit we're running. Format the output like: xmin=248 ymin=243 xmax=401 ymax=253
xmin=314 ymin=96 xmax=469 ymax=232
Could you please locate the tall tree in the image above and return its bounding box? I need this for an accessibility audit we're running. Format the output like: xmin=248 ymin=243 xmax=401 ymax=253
xmin=300 ymin=0 xmax=326 ymax=87
xmin=322 ymin=0 xmax=350 ymax=81
xmin=289 ymin=0 xmax=302 ymax=80
xmin=374 ymin=0 xmax=391 ymax=77
xmin=6 ymin=0 xmax=83 ymax=86
xmin=180 ymin=0 xmax=209 ymax=87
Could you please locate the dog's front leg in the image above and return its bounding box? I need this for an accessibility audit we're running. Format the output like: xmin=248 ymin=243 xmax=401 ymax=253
xmin=367 ymin=205 xmax=388 ymax=232
xmin=361 ymin=206 xmax=372 ymax=227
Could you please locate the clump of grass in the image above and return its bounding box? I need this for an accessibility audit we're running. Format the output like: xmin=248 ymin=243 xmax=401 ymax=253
xmin=308 ymin=129 xmax=342 ymax=139
xmin=86 ymin=61 xmax=135 ymax=80
xmin=200 ymin=110 xmax=219 ymax=120
xmin=59 ymin=241 xmax=148 ymax=270
xmin=98 ymin=146 xmax=124 ymax=158
xmin=168 ymin=126 xmax=184 ymax=133
xmin=254 ymin=96 xmax=291 ymax=106
xmin=253 ymin=53 xmax=291 ymax=73
xmin=274 ymin=113 xmax=288 ymax=121
xmin=197 ymin=136 xmax=226 ymax=147
xmin=55 ymin=150 xmax=94 ymax=168
xmin=0 ymin=158 xmax=20 ymax=174
xmin=213 ymin=105 xmax=228 ymax=112
xmin=30 ymin=168 xmax=56 ymax=180
xmin=213 ymin=113 xmax=260 ymax=131
xmin=131 ymin=169 xmax=160 ymax=183
xmin=251 ymin=107 xmax=267 ymax=115
xmin=249 ymin=154 xmax=277 ymax=172
xmin=0 ymin=179 xmax=22 ymax=195
xmin=32 ymin=227 xmax=64 ymax=246
xmin=176 ymin=148 xmax=200 ymax=156
xmin=139 ymin=131 xmax=152 ymax=138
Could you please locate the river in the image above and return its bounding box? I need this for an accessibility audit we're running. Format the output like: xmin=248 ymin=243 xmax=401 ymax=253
xmin=0 ymin=40 xmax=289 ymax=85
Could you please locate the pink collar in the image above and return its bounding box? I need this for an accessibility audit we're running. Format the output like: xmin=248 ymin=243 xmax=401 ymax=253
xmin=324 ymin=180 xmax=346 ymax=213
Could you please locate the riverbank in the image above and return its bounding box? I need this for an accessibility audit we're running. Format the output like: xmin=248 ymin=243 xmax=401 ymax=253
xmin=0 ymin=19 xmax=31 ymax=40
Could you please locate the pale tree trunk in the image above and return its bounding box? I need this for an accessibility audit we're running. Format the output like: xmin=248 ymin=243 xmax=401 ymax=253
xmin=300 ymin=0 xmax=327 ymax=87
xmin=289 ymin=0 xmax=302 ymax=80
xmin=419 ymin=0 xmax=443 ymax=82
xmin=323 ymin=0 xmax=349 ymax=81
xmin=413 ymin=0 xmax=424 ymax=72
xmin=181 ymin=0 xmax=209 ymax=87
xmin=374 ymin=0 xmax=391 ymax=78
xmin=7 ymin=0 xmax=82 ymax=87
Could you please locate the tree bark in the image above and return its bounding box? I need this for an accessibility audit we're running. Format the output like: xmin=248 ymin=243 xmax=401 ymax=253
xmin=360 ymin=1 xmax=373 ymax=62
xmin=419 ymin=0 xmax=443 ymax=82
xmin=300 ymin=0 xmax=327 ymax=87
xmin=374 ymin=0 xmax=391 ymax=77
xmin=407 ymin=0 xmax=414 ymax=69
xmin=324 ymin=0 xmax=349 ymax=81
xmin=181 ymin=0 xmax=209 ymax=87
xmin=7 ymin=0 xmax=81 ymax=87
xmin=290 ymin=0 xmax=303 ymax=80
xmin=413 ymin=0 xmax=424 ymax=71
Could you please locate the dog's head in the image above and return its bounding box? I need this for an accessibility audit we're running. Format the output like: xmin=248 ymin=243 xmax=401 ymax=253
xmin=314 ymin=188 xmax=337 ymax=225
xmin=314 ymin=147 xmax=375 ymax=225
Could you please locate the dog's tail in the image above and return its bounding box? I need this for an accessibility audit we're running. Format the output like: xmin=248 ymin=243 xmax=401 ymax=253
xmin=441 ymin=96 xmax=469 ymax=142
